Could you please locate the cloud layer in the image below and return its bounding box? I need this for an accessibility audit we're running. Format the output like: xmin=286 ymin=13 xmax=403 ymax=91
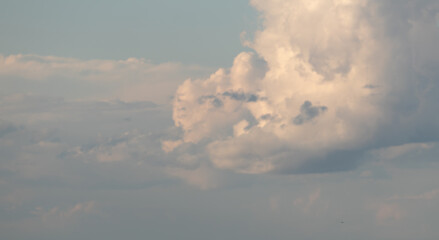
xmin=171 ymin=0 xmax=439 ymax=174
xmin=0 ymin=54 xmax=210 ymax=104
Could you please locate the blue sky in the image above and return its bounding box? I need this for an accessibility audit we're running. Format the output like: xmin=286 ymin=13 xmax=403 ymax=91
xmin=1 ymin=1 xmax=439 ymax=240
xmin=0 ymin=0 xmax=256 ymax=66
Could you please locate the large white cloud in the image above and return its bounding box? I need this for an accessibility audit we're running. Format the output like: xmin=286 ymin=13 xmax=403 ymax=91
xmin=171 ymin=0 xmax=439 ymax=174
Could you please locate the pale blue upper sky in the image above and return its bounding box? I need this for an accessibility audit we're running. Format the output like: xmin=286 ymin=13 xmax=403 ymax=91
xmin=0 ymin=0 xmax=257 ymax=67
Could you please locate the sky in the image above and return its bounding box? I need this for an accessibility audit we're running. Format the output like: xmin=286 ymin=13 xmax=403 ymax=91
xmin=0 ymin=0 xmax=256 ymax=66
xmin=1 ymin=0 xmax=439 ymax=240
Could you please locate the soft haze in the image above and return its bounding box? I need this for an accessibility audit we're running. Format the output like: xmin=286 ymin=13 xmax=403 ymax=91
xmin=1 ymin=1 xmax=439 ymax=240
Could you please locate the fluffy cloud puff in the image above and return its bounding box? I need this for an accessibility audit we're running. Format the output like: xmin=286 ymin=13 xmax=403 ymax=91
xmin=171 ymin=0 xmax=439 ymax=174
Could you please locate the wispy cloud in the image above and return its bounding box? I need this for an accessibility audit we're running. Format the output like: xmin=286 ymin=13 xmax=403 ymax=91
xmin=388 ymin=189 xmax=439 ymax=201
xmin=0 ymin=54 xmax=210 ymax=104
xmin=32 ymin=201 xmax=96 ymax=223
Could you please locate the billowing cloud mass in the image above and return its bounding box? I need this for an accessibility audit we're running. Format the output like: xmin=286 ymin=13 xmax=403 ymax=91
xmin=171 ymin=0 xmax=439 ymax=174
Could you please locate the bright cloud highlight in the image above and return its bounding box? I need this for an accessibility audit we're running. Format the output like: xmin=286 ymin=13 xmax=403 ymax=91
xmin=170 ymin=0 xmax=439 ymax=174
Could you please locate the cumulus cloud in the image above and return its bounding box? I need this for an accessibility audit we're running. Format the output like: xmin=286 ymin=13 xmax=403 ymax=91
xmin=170 ymin=0 xmax=439 ymax=174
